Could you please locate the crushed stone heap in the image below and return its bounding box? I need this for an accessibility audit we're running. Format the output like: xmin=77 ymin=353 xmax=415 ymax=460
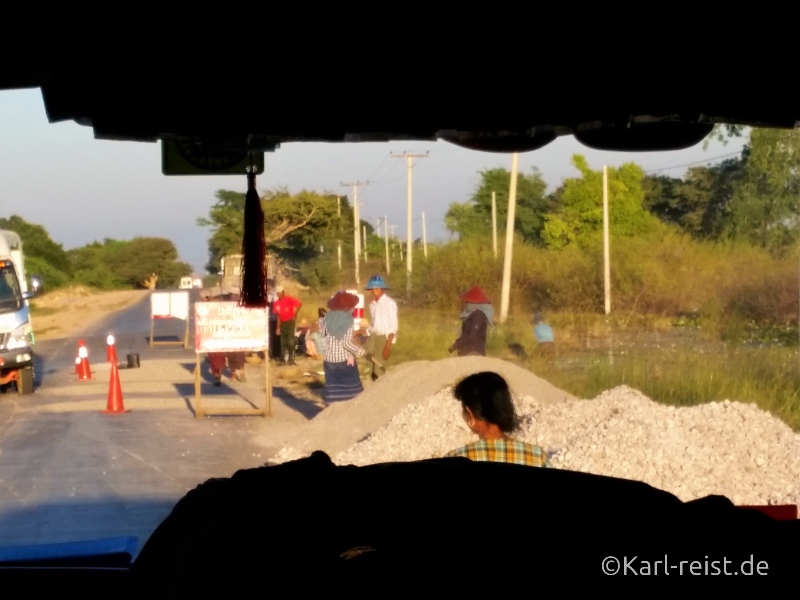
xmin=267 ymin=356 xmax=800 ymax=507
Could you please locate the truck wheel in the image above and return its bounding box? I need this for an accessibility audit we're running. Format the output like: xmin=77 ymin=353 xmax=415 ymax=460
xmin=16 ymin=366 xmax=34 ymax=395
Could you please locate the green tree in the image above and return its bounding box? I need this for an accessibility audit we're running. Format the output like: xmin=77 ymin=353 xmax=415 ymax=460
xmin=724 ymin=128 xmax=800 ymax=255
xmin=263 ymin=189 xmax=352 ymax=263
xmin=445 ymin=167 xmax=554 ymax=244
xmin=69 ymin=237 xmax=191 ymax=289
xmin=542 ymin=155 xmax=660 ymax=249
xmin=643 ymin=156 xmax=745 ymax=240
xmin=106 ymin=237 xmax=192 ymax=288
xmin=68 ymin=240 xmax=124 ymax=289
xmin=704 ymin=124 xmax=747 ymax=149
xmin=444 ymin=201 xmax=486 ymax=239
xmin=198 ymin=188 xmax=359 ymax=272
xmin=197 ymin=190 xmax=246 ymax=273
xmin=0 ymin=215 xmax=73 ymax=288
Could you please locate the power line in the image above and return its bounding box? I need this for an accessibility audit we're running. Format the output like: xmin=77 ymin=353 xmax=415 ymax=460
xmin=369 ymin=150 xmax=426 ymax=185
xmin=364 ymin=153 xmax=398 ymax=182
xmin=643 ymin=150 xmax=744 ymax=174
xmin=501 ymin=133 xmax=748 ymax=171
xmin=369 ymin=171 xmax=408 ymax=186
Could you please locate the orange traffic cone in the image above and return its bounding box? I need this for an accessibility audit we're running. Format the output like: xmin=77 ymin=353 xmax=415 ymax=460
xmin=77 ymin=343 xmax=92 ymax=380
xmin=106 ymin=334 xmax=118 ymax=365
xmin=75 ymin=339 xmax=85 ymax=375
xmin=103 ymin=361 xmax=128 ymax=414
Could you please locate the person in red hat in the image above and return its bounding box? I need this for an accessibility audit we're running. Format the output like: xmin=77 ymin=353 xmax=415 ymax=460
xmin=448 ymin=285 xmax=493 ymax=357
xmin=318 ymin=291 xmax=370 ymax=404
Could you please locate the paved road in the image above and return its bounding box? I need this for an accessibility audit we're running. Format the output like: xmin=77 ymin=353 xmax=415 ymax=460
xmin=33 ymin=289 xmax=201 ymax=380
xmin=0 ymin=289 xmax=316 ymax=558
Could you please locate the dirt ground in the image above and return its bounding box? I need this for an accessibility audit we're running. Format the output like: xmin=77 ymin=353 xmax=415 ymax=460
xmin=30 ymin=286 xmax=150 ymax=341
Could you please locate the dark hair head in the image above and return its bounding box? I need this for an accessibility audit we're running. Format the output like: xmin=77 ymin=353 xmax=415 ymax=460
xmin=453 ymin=371 xmax=519 ymax=433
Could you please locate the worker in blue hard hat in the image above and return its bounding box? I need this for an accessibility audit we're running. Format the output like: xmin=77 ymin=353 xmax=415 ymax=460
xmin=364 ymin=275 xmax=397 ymax=380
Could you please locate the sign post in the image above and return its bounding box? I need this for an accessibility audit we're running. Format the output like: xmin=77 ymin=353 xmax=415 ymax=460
xmin=150 ymin=291 xmax=190 ymax=348
xmin=194 ymin=301 xmax=271 ymax=418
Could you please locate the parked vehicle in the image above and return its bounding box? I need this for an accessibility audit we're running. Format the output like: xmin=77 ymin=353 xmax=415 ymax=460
xmin=210 ymin=253 xmax=277 ymax=297
xmin=0 ymin=230 xmax=39 ymax=394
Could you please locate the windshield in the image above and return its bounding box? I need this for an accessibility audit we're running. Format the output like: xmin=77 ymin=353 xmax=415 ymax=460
xmin=0 ymin=87 xmax=797 ymax=567
xmin=0 ymin=262 xmax=22 ymax=312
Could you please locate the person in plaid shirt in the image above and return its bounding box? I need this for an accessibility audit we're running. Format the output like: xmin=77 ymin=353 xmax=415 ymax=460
xmin=318 ymin=291 xmax=370 ymax=405
xmin=445 ymin=371 xmax=551 ymax=467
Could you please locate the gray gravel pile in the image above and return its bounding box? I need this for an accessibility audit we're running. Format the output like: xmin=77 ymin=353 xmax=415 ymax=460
xmin=267 ymin=357 xmax=800 ymax=507
xmin=270 ymin=356 xmax=575 ymax=458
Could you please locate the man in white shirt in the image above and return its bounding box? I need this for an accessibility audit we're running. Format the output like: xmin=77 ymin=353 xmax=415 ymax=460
xmin=364 ymin=275 xmax=397 ymax=380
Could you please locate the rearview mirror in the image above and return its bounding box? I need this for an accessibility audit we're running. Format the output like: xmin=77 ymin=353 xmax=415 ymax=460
xmin=30 ymin=274 xmax=43 ymax=296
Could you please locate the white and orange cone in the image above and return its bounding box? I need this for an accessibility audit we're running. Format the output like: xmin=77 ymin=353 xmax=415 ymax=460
xmin=102 ymin=361 xmax=128 ymax=414
xmin=106 ymin=334 xmax=118 ymax=365
xmin=77 ymin=343 xmax=92 ymax=380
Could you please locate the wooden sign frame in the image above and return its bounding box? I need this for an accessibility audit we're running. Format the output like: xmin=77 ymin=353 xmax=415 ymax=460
xmin=193 ymin=301 xmax=272 ymax=418
xmin=149 ymin=291 xmax=190 ymax=348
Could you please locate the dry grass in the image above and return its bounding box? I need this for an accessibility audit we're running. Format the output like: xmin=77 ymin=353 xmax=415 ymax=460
xmin=30 ymin=286 xmax=149 ymax=341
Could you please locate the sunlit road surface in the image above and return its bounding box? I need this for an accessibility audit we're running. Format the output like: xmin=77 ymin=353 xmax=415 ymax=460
xmin=0 ymin=289 xmax=305 ymax=557
xmin=33 ymin=289 xmax=202 ymax=376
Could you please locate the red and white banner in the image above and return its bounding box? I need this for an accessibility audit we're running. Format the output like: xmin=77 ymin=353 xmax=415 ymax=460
xmin=194 ymin=301 xmax=268 ymax=353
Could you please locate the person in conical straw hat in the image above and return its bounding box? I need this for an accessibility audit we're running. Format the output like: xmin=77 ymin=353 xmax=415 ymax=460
xmin=448 ymin=285 xmax=493 ymax=357
xmin=317 ymin=291 xmax=371 ymax=404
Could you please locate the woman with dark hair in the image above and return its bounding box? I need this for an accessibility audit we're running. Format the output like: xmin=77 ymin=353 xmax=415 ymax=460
xmin=445 ymin=371 xmax=551 ymax=467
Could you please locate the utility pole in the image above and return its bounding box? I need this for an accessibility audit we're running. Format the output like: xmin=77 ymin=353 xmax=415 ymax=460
xmin=421 ymin=212 xmax=428 ymax=258
xmin=491 ymin=191 xmax=498 ymax=258
xmin=499 ymin=153 xmax=519 ymax=324
xmin=392 ymin=152 xmax=427 ymax=295
xmin=388 ymin=224 xmax=398 ymax=262
xmin=383 ymin=216 xmax=390 ymax=274
xmin=363 ymin=225 xmax=368 ymax=262
xmin=337 ymin=196 xmax=342 ymax=270
xmin=603 ymin=165 xmax=611 ymax=315
xmin=341 ymin=181 xmax=367 ymax=285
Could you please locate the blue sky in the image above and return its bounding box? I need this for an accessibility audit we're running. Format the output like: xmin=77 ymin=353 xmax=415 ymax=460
xmin=0 ymin=88 xmax=748 ymax=275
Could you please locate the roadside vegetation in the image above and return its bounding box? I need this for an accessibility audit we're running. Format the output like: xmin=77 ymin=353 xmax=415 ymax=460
xmin=257 ymin=126 xmax=798 ymax=430
xmin=292 ymin=293 xmax=800 ymax=431
xmin=0 ymin=215 xmax=192 ymax=290
xmin=6 ymin=126 xmax=799 ymax=427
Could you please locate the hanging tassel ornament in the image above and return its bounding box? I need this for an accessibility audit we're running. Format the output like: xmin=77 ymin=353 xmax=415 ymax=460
xmin=239 ymin=165 xmax=268 ymax=307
